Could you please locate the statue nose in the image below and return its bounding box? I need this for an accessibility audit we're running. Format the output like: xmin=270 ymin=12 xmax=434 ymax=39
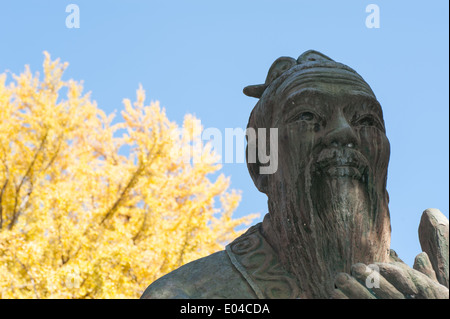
xmin=323 ymin=113 xmax=359 ymax=148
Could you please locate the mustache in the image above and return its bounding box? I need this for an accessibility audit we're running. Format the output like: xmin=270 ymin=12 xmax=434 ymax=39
xmin=313 ymin=147 xmax=370 ymax=179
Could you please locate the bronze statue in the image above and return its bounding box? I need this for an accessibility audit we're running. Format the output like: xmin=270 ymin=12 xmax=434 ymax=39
xmin=141 ymin=50 xmax=449 ymax=299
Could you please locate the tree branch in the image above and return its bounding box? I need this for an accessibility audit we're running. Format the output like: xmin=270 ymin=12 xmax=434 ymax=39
xmin=14 ymin=254 xmax=40 ymax=299
xmin=0 ymin=178 xmax=8 ymax=230
xmin=9 ymin=131 xmax=48 ymax=230
xmin=100 ymin=163 xmax=144 ymax=226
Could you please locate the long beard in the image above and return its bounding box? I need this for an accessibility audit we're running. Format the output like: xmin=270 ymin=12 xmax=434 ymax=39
xmin=264 ymin=150 xmax=391 ymax=299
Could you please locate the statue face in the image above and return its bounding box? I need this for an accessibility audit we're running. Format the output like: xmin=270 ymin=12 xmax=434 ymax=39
xmin=246 ymin=54 xmax=393 ymax=297
xmin=261 ymin=69 xmax=392 ymax=298
xmin=269 ymin=70 xmax=390 ymax=201
xmin=246 ymin=53 xmax=393 ymax=297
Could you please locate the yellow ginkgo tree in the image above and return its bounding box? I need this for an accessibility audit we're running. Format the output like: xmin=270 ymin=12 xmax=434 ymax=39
xmin=0 ymin=52 xmax=257 ymax=298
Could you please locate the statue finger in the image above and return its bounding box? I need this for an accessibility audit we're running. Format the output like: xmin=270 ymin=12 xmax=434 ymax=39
xmin=351 ymin=263 xmax=404 ymax=299
xmin=418 ymin=208 xmax=449 ymax=288
xmin=374 ymin=262 xmax=418 ymax=296
xmin=403 ymin=264 xmax=449 ymax=299
xmin=413 ymin=252 xmax=438 ymax=281
xmin=377 ymin=262 xmax=449 ymax=299
xmin=334 ymin=272 xmax=376 ymax=299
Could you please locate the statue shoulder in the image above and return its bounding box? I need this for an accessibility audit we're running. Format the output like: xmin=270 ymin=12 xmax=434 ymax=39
xmin=140 ymin=250 xmax=257 ymax=299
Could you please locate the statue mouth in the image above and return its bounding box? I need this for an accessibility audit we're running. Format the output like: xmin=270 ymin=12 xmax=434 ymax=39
xmin=314 ymin=149 xmax=369 ymax=181
xmin=320 ymin=164 xmax=366 ymax=180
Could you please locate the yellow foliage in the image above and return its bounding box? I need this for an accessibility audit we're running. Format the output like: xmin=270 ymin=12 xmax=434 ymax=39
xmin=0 ymin=53 xmax=258 ymax=298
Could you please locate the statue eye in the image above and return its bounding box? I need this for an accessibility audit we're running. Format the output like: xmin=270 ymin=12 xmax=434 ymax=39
xmin=355 ymin=114 xmax=383 ymax=130
xmin=358 ymin=116 xmax=375 ymax=126
xmin=288 ymin=111 xmax=316 ymax=123
xmin=299 ymin=112 xmax=315 ymax=121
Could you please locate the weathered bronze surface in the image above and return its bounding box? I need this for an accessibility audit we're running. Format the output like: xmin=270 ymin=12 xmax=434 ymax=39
xmin=141 ymin=50 xmax=449 ymax=299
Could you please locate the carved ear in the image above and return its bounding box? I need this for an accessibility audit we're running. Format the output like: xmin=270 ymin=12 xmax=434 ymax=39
xmin=243 ymin=57 xmax=297 ymax=99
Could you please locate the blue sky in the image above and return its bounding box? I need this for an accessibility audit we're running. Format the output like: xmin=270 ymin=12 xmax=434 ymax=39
xmin=0 ymin=1 xmax=448 ymax=267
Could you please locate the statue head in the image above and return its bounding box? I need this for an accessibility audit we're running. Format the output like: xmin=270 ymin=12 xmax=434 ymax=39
xmin=244 ymin=50 xmax=391 ymax=298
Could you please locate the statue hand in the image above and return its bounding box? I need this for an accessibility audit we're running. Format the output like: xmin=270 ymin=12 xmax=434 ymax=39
xmin=332 ymin=260 xmax=449 ymax=299
xmin=332 ymin=208 xmax=449 ymax=299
